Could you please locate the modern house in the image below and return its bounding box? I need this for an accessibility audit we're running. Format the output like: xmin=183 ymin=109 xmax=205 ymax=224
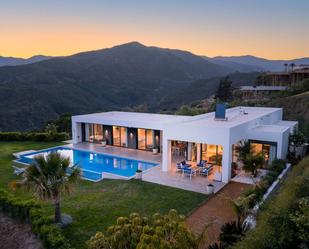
xmin=265 ymin=64 xmax=309 ymax=86
xmin=72 ymin=106 xmax=297 ymax=184
xmin=237 ymin=85 xmax=287 ymax=100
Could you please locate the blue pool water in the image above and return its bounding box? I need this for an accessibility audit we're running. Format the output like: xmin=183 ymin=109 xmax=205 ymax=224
xmin=16 ymin=147 xmax=158 ymax=181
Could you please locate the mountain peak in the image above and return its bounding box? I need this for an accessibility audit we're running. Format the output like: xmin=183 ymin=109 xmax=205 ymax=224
xmin=114 ymin=41 xmax=146 ymax=49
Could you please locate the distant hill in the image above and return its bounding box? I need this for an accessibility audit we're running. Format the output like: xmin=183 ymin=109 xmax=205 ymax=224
xmin=158 ymin=72 xmax=261 ymax=110
xmin=203 ymin=56 xmax=263 ymax=72
xmin=209 ymin=55 xmax=309 ymax=72
xmin=0 ymin=55 xmax=52 ymax=67
xmin=0 ymin=42 xmax=234 ymax=131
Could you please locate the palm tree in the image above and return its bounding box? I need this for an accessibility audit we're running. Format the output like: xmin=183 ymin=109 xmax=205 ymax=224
xmin=12 ymin=152 xmax=81 ymax=224
xmin=290 ymin=63 xmax=295 ymax=72
xmin=284 ymin=63 xmax=288 ymax=72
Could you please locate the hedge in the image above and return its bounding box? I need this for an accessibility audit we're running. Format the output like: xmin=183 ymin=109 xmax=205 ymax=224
xmin=0 ymin=132 xmax=69 ymax=142
xmin=0 ymin=188 xmax=73 ymax=249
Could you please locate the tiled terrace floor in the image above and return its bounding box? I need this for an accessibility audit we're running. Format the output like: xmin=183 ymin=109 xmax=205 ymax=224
xmin=142 ymin=163 xmax=226 ymax=194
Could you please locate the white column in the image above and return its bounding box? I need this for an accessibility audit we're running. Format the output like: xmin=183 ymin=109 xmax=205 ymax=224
xmin=187 ymin=142 xmax=192 ymax=161
xmin=196 ymin=143 xmax=201 ymax=163
xmin=162 ymin=138 xmax=172 ymax=172
xmin=222 ymin=143 xmax=232 ymax=183
xmin=72 ymin=122 xmax=82 ymax=144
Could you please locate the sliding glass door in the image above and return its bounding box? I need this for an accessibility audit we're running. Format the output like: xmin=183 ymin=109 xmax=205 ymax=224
xmin=113 ymin=126 xmax=121 ymax=146
xmin=201 ymin=144 xmax=223 ymax=166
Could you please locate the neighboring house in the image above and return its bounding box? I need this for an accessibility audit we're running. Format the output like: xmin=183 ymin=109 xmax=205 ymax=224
xmin=237 ymin=85 xmax=287 ymax=100
xmin=72 ymin=106 xmax=297 ymax=183
xmin=265 ymin=64 xmax=309 ymax=86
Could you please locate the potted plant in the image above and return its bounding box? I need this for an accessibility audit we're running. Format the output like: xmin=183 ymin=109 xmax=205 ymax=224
xmin=206 ymin=183 xmax=215 ymax=194
xmin=101 ymin=140 xmax=107 ymax=146
xmin=152 ymin=146 xmax=159 ymax=155
xmin=135 ymin=169 xmax=143 ymax=180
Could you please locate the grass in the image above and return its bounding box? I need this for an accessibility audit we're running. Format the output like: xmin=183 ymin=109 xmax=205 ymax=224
xmin=0 ymin=141 xmax=207 ymax=249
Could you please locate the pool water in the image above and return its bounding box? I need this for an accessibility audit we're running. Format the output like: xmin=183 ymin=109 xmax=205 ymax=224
xmin=16 ymin=147 xmax=158 ymax=181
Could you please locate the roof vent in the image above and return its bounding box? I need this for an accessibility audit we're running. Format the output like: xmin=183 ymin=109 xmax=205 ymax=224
xmin=215 ymin=103 xmax=228 ymax=121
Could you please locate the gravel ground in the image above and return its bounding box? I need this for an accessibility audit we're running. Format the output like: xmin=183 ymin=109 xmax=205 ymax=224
xmin=0 ymin=212 xmax=42 ymax=249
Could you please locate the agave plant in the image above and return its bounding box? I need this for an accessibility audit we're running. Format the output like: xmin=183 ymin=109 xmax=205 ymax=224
xmin=11 ymin=151 xmax=81 ymax=224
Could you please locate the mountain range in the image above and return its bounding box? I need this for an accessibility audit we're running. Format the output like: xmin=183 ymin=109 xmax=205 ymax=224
xmin=207 ymin=55 xmax=309 ymax=71
xmin=0 ymin=41 xmax=308 ymax=131
xmin=0 ymin=55 xmax=52 ymax=67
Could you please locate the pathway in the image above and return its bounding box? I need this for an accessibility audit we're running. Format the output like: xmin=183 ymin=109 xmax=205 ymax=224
xmin=186 ymin=182 xmax=252 ymax=248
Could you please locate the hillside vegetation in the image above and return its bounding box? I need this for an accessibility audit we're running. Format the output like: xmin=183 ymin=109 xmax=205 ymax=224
xmin=233 ymin=156 xmax=309 ymax=249
xmin=0 ymin=42 xmax=235 ymax=132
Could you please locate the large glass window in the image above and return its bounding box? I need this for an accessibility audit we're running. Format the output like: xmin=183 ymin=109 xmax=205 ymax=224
xmin=87 ymin=124 xmax=94 ymax=142
xmin=94 ymin=124 xmax=103 ymax=143
xmin=138 ymin=129 xmax=146 ymax=150
xmin=250 ymin=142 xmax=277 ymax=165
xmin=113 ymin=126 xmax=121 ymax=146
xmin=146 ymin=130 xmax=153 ymax=150
xmin=120 ymin=127 xmax=127 ymax=147
xmin=201 ymin=144 xmax=222 ymax=166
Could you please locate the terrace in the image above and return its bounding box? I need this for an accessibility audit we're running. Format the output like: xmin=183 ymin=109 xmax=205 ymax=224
xmin=66 ymin=142 xmax=225 ymax=193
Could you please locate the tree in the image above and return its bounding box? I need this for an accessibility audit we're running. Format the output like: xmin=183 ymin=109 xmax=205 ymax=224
xmin=284 ymin=63 xmax=288 ymax=72
xmin=87 ymin=209 xmax=197 ymax=249
xmin=11 ymin=152 xmax=81 ymax=224
xmin=45 ymin=123 xmax=58 ymax=134
xmin=215 ymin=76 xmax=233 ymax=102
xmin=243 ymin=154 xmax=264 ymax=177
xmin=45 ymin=113 xmax=72 ymax=134
xmin=290 ymin=63 xmax=295 ymax=71
xmin=208 ymin=220 xmax=246 ymax=249
xmin=235 ymin=141 xmax=251 ymax=163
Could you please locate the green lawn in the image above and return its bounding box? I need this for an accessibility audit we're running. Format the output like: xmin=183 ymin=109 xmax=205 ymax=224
xmin=0 ymin=142 xmax=207 ymax=249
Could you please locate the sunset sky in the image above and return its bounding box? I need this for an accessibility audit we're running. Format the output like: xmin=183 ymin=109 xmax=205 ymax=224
xmin=1 ymin=0 xmax=309 ymax=59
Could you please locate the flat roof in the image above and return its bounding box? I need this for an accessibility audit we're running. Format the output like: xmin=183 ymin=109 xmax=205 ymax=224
xmin=73 ymin=106 xmax=283 ymax=130
xmin=250 ymin=124 xmax=289 ymax=133
xmin=239 ymin=86 xmax=287 ymax=91
xmin=180 ymin=106 xmax=282 ymax=128
xmin=73 ymin=111 xmax=189 ymax=123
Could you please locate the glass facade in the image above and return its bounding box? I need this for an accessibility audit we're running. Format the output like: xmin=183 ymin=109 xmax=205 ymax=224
xmin=250 ymin=141 xmax=277 ymax=165
xmin=201 ymin=144 xmax=223 ymax=166
xmin=82 ymin=123 xmax=159 ymax=152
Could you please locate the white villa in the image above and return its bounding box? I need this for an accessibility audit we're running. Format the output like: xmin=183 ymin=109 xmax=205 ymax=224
xmin=72 ymin=106 xmax=297 ymax=186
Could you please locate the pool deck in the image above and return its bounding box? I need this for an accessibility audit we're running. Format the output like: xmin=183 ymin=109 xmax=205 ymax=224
xmin=66 ymin=143 xmax=225 ymax=194
xmin=66 ymin=143 xmax=162 ymax=163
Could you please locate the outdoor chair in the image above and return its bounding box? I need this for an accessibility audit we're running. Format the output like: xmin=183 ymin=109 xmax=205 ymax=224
xmin=199 ymin=165 xmax=213 ymax=177
xmin=183 ymin=168 xmax=197 ymax=180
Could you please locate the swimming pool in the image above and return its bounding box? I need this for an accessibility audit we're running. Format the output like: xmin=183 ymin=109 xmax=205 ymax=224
xmin=16 ymin=147 xmax=158 ymax=181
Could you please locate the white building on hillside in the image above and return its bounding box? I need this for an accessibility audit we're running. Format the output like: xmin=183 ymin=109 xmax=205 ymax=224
xmin=72 ymin=106 xmax=297 ymax=183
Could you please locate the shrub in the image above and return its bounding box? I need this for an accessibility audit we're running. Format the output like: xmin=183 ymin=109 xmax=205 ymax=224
xmin=87 ymin=209 xmax=197 ymax=249
xmin=232 ymin=156 xmax=309 ymax=249
xmin=0 ymin=188 xmax=72 ymax=249
xmin=0 ymin=132 xmax=69 ymax=142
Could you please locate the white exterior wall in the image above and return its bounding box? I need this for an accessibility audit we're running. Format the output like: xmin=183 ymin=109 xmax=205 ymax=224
xmin=71 ymin=107 xmax=296 ymax=183
xmin=72 ymin=121 xmax=82 ymax=144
